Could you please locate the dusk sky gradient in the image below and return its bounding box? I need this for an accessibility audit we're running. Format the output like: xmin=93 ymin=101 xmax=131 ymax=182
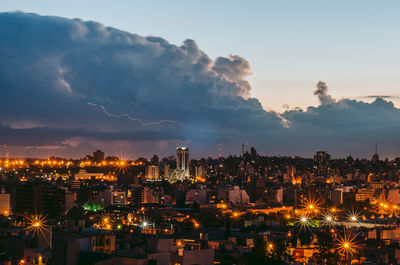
xmin=0 ymin=1 xmax=400 ymax=159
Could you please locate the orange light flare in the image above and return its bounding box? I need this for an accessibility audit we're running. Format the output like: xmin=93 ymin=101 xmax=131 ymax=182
xmin=231 ymin=209 xmax=243 ymax=222
xmin=192 ymin=219 xmax=200 ymax=229
xmin=336 ymin=233 xmax=359 ymax=261
xmin=25 ymin=214 xmax=48 ymax=238
xmin=266 ymin=242 xmax=274 ymax=254
xmin=392 ymin=204 xmax=400 ymax=216
xmin=301 ymin=194 xmax=322 ymax=215
xmin=330 ymin=207 xmax=339 ymax=213
xmin=374 ymin=198 xmax=396 ymax=216
xmin=115 ymin=160 xmax=128 ymax=174
xmin=99 ymin=213 xmax=112 ymax=229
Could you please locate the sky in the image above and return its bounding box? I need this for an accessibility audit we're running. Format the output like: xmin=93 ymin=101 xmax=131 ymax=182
xmin=0 ymin=1 xmax=399 ymax=159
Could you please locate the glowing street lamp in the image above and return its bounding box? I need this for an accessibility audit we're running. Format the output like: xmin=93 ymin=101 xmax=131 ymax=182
xmin=346 ymin=210 xmax=361 ymax=223
xmin=25 ymin=214 xmax=48 ymax=237
xmin=266 ymin=242 xmax=274 ymax=254
xmin=297 ymin=215 xmax=311 ymax=231
xmin=336 ymin=233 xmax=358 ymax=263
xmin=322 ymin=212 xmax=336 ymax=227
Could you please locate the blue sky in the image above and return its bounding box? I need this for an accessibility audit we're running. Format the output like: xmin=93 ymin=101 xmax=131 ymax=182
xmin=3 ymin=0 xmax=400 ymax=111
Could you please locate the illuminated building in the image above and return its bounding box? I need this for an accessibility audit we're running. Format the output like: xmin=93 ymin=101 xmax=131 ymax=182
xmin=127 ymin=186 xmax=159 ymax=204
xmin=328 ymin=189 xmax=343 ymax=205
xmin=75 ymin=169 xmax=104 ymax=180
xmin=314 ymin=150 xmax=331 ymax=177
xmin=143 ymin=186 xmax=159 ymax=204
xmin=111 ymin=191 xmax=126 ymax=206
xmin=176 ymin=147 xmax=189 ymax=178
xmin=165 ymin=169 xmax=186 ymax=183
xmin=355 ymin=188 xmax=374 ymax=202
xmin=145 ymin=165 xmax=160 ymax=180
xmin=194 ymin=165 xmax=205 ymax=179
xmin=221 ymin=186 xmax=250 ymax=205
xmin=163 ymin=164 xmax=170 ymax=179
xmin=69 ymin=179 xmax=81 ymax=190
xmin=0 ymin=188 xmax=10 ymax=216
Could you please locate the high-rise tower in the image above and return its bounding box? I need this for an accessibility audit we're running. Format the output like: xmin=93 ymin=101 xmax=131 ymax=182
xmin=372 ymin=141 xmax=379 ymax=162
xmin=176 ymin=147 xmax=189 ymax=178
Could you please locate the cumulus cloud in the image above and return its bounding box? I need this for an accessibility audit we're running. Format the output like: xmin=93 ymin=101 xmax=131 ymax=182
xmin=314 ymin=81 xmax=336 ymax=105
xmin=0 ymin=12 xmax=400 ymax=158
xmin=212 ymin=55 xmax=252 ymax=98
xmin=0 ymin=12 xmax=280 ymax=129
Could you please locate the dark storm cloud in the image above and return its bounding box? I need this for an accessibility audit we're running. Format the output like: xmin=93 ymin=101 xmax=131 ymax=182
xmin=0 ymin=12 xmax=400 ymax=158
xmin=0 ymin=12 xmax=279 ymax=133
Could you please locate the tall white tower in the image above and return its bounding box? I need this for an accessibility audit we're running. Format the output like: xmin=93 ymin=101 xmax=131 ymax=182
xmin=176 ymin=147 xmax=189 ymax=178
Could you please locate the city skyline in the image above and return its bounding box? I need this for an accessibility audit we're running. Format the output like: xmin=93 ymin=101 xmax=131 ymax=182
xmin=2 ymin=3 xmax=400 ymax=265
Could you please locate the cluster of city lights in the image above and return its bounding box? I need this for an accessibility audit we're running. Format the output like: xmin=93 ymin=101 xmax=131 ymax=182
xmin=0 ymin=158 xmax=145 ymax=168
xmin=0 ymin=159 xmax=25 ymax=167
xmin=285 ymin=196 xmax=365 ymax=261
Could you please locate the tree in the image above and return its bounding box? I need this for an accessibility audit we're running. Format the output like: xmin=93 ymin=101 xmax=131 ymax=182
xmin=245 ymin=239 xmax=293 ymax=265
xmin=311 ymin=231 xmax=339 ymax=265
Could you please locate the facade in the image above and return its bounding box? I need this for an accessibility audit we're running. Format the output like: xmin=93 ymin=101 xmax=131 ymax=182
xmin=111 ymin=191 xmax=126 ymax=206
xmin=388 ymin=189 xmax=400 ymax=203
xmin=0 ymin=189 xmax=10 ymax=216
xmin=185 ymin=188 xmax=211 ymax=204
xmin=93 ymin=149 xmax=105 ymax=163
xmin=176 ymin=147 xmax=189 ymax=178
xmin=227 ymin=186 xmax=250 ymax=205
xmin=328 ymin=189 xmax=343 ymax=205
xmin=75 ymin=169 xmax=104 ymax=180
xmin=171 ymin=249 xmax=214 ymax=265
xmin=194 ymin=165 xmax=205 ymax=178
xmin=145 ymin=165 xmax=160 ymax=180
xmin=127 ymin=186 xmax=159 ymax=204
xmin=14 ymin=183 xmax=65 ymax=217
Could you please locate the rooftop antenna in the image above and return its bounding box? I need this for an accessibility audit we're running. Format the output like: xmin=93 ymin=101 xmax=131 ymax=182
xmin=375 ymin=140 xmax=378 ymax=155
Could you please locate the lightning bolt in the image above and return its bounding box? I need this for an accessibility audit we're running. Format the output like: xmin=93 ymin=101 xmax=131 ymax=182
xmin=87 ymin=102 xmax=183 ymax=127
